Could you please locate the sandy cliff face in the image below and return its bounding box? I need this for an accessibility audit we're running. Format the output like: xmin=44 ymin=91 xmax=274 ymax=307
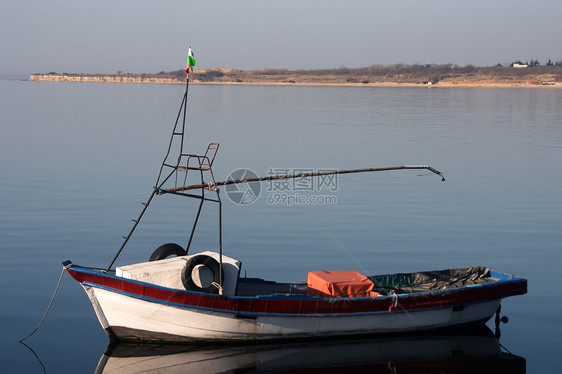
xmin=29 ymin=72 xmax=560 ymax=88
xmin=29 ymin=74 xmax=182 ymax=84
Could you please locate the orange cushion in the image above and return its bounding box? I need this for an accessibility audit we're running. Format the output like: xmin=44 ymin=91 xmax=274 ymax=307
xmin=307 ymin=271 xmax=376 ymax=298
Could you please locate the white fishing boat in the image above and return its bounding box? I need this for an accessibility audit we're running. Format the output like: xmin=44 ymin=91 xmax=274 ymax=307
xmin=66 ymin=50 xmax=527 ymax=343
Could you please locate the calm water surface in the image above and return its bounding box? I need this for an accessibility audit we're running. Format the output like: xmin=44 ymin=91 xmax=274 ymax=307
xmin=1 ymin=79 xmax=561 ymax=372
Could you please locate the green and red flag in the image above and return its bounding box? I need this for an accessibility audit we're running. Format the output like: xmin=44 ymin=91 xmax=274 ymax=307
xmin=185 ymin=47 xmax=195 ymax=73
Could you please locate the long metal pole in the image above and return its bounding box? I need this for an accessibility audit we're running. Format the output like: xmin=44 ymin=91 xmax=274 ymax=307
xmin=161 ymin=165 xmax=445 ymax=194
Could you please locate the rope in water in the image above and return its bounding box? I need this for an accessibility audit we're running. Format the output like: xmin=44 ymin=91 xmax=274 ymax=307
xmin=19 ymin=264 xmax=70 ymax=342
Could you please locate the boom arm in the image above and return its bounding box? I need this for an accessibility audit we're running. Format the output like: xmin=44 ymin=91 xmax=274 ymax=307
xmin=159 ymin=165 xmax=445 ymax=194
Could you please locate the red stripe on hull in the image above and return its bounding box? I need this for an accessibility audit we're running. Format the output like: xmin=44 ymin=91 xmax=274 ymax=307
xmin=67 ymin=267 xmax=527 ymax=316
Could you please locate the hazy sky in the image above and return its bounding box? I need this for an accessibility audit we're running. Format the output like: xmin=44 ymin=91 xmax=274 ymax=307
xmin=1 ymin=0 xmax=561 ymax=76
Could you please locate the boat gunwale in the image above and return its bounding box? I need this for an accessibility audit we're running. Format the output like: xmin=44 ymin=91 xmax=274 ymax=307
xmin=67 ymin=263 xmax=527 ymax=317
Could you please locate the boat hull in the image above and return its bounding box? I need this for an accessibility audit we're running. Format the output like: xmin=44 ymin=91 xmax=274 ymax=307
xmin=68 ymin=265 xmax=526 ymax=343
xmin=85 ymin=284 xmax=500 ymax=342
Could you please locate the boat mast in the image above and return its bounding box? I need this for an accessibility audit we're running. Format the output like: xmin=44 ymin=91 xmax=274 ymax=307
xmin=106 ymin=50 xmax=204 ymax=272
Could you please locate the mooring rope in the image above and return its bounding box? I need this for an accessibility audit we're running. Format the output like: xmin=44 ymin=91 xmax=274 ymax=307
xmin=19 ymin=263 xmax=70 ymax=342
xmin=19 ymin=341 xmax=47 ymax=373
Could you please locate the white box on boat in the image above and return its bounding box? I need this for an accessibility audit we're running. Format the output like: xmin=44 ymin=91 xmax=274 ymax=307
xmin=116 ymin=251 xmax=241 ymax=296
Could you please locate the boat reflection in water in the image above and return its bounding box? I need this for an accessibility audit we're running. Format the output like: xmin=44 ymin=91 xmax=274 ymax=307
xmin=95 ymin=326 xmax=524 ymax=373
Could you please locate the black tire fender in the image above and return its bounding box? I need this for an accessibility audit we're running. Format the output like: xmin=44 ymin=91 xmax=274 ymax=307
xmin=149 ymin=243 xmax=186 ymax=261
xmin=181 ymin=255 xmax=222 ymax=294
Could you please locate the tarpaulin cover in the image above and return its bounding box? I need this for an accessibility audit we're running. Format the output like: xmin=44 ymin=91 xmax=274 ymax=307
xmin=368 ymin=266 xmax=498 ymax=294
xmin=307 ymin=271 xmax=375 ymax=298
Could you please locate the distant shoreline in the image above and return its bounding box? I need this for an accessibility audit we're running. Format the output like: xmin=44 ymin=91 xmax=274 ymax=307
xmin=29 ymin=66 xmax=562 ymax=89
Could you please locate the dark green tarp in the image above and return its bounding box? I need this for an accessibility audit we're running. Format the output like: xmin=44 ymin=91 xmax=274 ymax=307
xmin=368 ymin=266 xmax=498 ymax=295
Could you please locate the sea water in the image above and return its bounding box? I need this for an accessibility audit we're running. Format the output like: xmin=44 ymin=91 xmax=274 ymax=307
xmin=1 ymin=79 xmax=561 ymax=372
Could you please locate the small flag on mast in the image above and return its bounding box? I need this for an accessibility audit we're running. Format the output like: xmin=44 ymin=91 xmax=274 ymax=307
xmin=185 ymin=47 xmax=196 ymax=73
